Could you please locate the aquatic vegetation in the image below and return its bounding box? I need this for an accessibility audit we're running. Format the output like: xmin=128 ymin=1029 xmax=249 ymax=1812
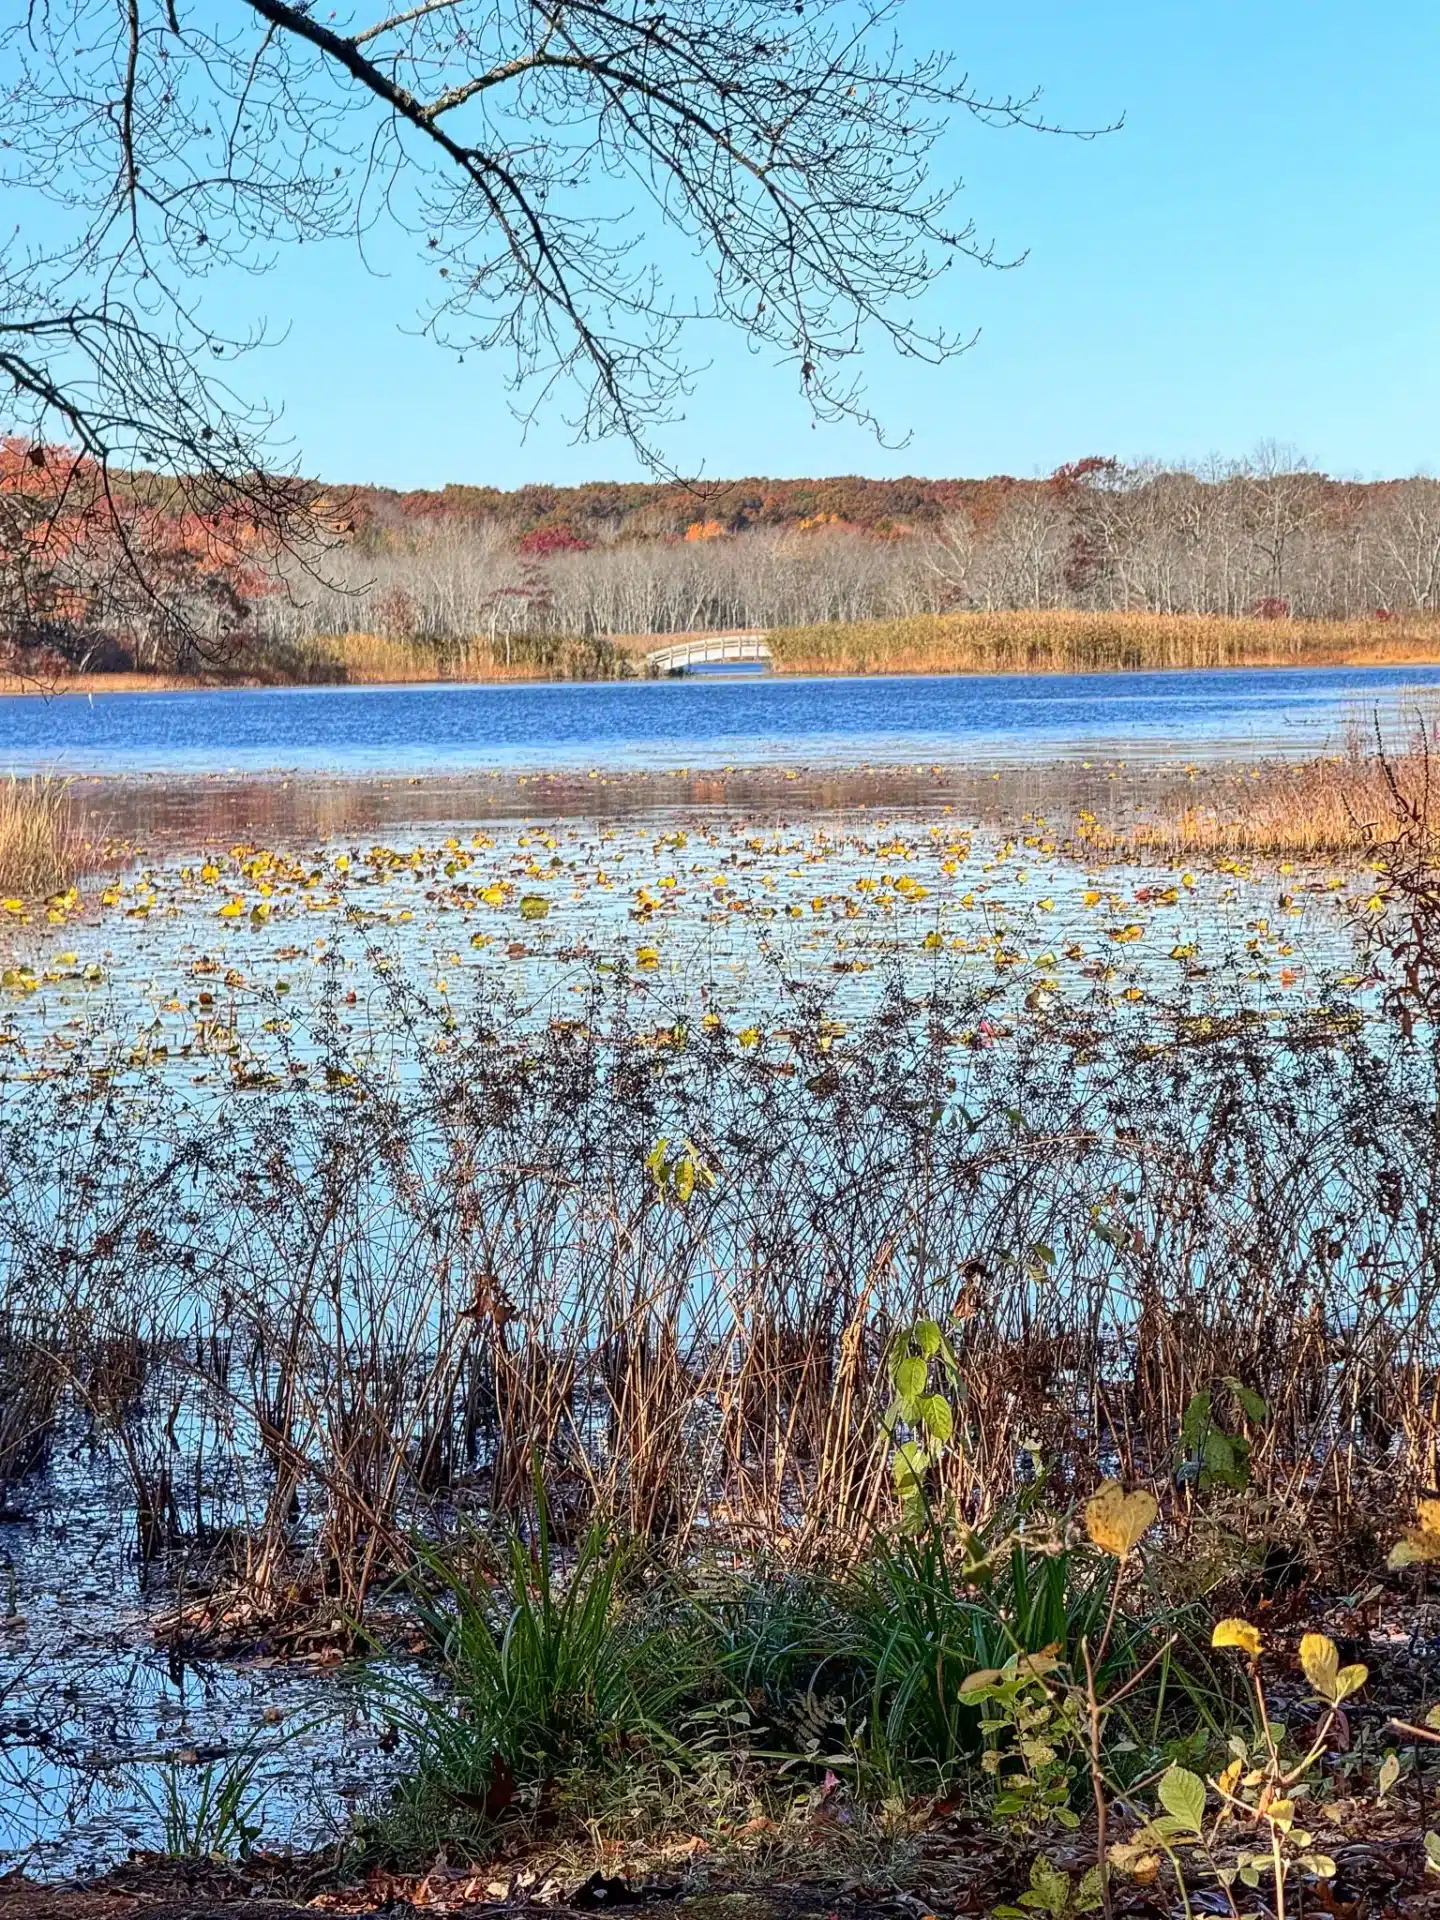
xmin=4 ymin=777 xmax=1440 ymax=1883
xmin=0 ymin=775 xmax=82 ymax=898
xmin=0 ymin=844 xmax=1431 ymax=1615
xmin=297 ymin=629 xmax=632 ymax=686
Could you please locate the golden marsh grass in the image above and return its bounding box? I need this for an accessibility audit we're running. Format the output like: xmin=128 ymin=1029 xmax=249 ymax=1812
xmin=0 ymin=775 xmax=83 ymax=896
xmin=768 ymin=608 xmax=1440 ymax=677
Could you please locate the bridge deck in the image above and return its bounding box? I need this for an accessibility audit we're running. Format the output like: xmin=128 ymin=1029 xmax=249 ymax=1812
xmin=644 ymin=631 xmax=771 ymax=673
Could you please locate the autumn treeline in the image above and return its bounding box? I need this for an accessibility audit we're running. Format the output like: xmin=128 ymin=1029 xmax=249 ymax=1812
xmin=10 ymin=446 xmax=1440 ymax=675
xmin=256 ymin=451 xmax=1440 ymax=663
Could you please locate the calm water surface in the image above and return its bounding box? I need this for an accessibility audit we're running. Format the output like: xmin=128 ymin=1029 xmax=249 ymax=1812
xmin=5 ymin=663 xmax=1440 ymax=775
xmin=0 ymin=664 xmax=1421 ymax=1877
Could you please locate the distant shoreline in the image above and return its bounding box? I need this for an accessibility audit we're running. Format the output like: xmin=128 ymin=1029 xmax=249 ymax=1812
xmin=7 ymin=608 xmax=1440 ymax=695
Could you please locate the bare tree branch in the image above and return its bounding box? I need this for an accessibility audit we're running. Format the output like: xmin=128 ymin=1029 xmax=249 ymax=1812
xmin=0 ymin=0 xmax=1111 ymax=661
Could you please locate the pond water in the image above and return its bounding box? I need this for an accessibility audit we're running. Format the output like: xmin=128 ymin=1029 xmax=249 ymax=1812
xmin=4 ymin=662 xmax=1440 ymax=777
xmin=0 ymin=1409 xmax=398 ymax=1877
xmin=0 ymin=667 xmax=1409 ymax=1880
xmin=0 ymin=808 xmax=1366 ymax=1089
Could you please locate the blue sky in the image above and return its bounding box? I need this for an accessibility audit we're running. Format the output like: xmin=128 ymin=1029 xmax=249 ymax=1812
xmin=232 ymin=1 xmax=1440 ymax=487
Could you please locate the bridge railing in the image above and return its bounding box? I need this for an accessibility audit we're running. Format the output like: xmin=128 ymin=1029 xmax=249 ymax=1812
xmin=644 ymin=632 xmax=771 ymax=673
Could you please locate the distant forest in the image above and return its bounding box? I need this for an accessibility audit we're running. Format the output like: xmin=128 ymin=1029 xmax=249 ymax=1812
xmin=264 ymin=452 xmax=1440 ymax=656
xmin=345 ymin=472 xmax=1017 ymax=543
xmin=9 ymin=448 xmax=1440 ymax=672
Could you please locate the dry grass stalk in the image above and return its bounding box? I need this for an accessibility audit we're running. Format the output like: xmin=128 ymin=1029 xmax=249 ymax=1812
xmin=0 ymin=775 xmax=83 ymax=896
xmin=312 ymin=630 xmax=627 ymax=684
xmin=769 ymin=609 xmax=1440 ymax=677
xmin=1096 ymin=735 xmax=1440 ymax=858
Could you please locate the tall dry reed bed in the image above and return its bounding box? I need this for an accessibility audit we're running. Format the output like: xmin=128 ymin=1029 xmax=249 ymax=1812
xmin=768 ymin=608 xmax=1440 ymax=677
xmin=1083 ymin=719 xmax=1440 ymax=858
xmin=2 ymin=877 xmax=1438 ymax=1627
xmin=0 ymin=776 xmax=82 ymax=898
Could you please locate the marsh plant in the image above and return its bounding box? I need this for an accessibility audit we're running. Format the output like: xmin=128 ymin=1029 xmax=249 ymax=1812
xmin=0 ymin=919 xmax=1438 ymax=1622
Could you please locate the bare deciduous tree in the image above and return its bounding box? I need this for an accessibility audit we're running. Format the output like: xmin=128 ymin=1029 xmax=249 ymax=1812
xmin=254 ymin=450 xmax=1440 ymax=657
xmin=0 ymin=0 xmax=1099 ymax=660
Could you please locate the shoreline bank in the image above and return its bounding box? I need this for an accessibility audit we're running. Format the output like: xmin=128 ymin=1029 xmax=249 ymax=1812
xmin=7 ymin=645 xmax=1440 ymax=697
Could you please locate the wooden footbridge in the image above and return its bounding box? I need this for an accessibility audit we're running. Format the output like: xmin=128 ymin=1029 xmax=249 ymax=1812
xmin=644 ymin=631 xmax=771 ymax=675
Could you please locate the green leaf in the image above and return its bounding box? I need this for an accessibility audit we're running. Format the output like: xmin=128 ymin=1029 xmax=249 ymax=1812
xmin=1223 ymin=1376 xmax=1268 ymax=1423
xmin=1203 ymin=1429 xmax=1236 ymax=1475
xmin=1026 ymin=1856 xmax=1071 ymax=1917
xmin=518 ymin=894 xmax=550 ymax=920
xmin=918 ymin=1393 xmax=954 ymax=1444
xmin=914 ymin=1318 xmax=942 ymax=1357
xmin=1076 ymin=1866 xmax=1106 ymax=1913
xmin=893 ymin=1355 xmax=927 ymax=1399
xmin=1181 ymin=1391 xmax=1212 ymax=1450
xmin=1157 ymin=1764 xmax=1207 ymax=1837
xmin=891 ymin=1440 xmax=929 ymax=1494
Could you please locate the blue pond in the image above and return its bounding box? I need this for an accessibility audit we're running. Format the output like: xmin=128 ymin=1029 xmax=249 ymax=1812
xmin=3 ymin=662 xmax=1439 ymax=776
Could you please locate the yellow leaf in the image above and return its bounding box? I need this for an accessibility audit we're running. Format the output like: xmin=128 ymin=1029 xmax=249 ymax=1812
xmin=738 ymin=1027 xmax=760 ymax=1047
xmin=1017 ymin=1646 xmax=1063 ymax=1680
xmin=635 ymin=945 xmax=659 ymax=969
xmin=1107 ymin=1843 xmax=1161 ymax=1884
xmin=1212 ymin=1618 xmax=1263 ymax=1658
xmin=1299 ymin=1633 xmax=1340 ymax=1700
xmin=1084 ymin=1481 xmax=1158 ymax=1558
xmin=1388 ymin=1498 xmax=1440 ymax=1569
xmin=1335 ymin=1663 xmax=1369 ymax=1700
xmin=218 ymin=898 xmax=244 ymax=918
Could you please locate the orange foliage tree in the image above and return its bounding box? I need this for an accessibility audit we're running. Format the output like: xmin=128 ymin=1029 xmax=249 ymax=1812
xmin=0 ymin=440 xmax=284 ymax=674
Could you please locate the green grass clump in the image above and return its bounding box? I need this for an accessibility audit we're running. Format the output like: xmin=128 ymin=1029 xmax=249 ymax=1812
xmin=366 ymin=1476 xmax=1232 ymax=1868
